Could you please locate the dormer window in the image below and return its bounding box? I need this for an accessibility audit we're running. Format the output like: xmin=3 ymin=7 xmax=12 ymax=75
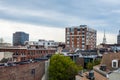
xmin=113 ymin=62 xmax=116 ymax=68
xmin=112 ymin=59 xmax=119 ymax=68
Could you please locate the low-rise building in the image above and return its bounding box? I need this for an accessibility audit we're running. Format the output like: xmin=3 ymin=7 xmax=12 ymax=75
xmin=94 ymin=52 xmax=120 ymax=80
xmin=100 ymin=44 xmax=120 ymax=52
xmin=0 ymin=46 xmax=56 ymax=62
xmin=0 ymin=52 xmax=13 ymax=60
xmin=25 ymin=39 xmax=59 ymax=49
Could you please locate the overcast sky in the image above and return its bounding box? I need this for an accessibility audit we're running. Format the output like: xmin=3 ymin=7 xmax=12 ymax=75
xmin=0 ymin=0 xmax=120 ymax=45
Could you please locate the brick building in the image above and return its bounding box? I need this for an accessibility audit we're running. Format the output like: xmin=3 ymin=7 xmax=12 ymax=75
xmin=0 ymin=46 xmax=56 ymax=62
xmin=65 ymin=25 xmax=97 ymax=50
xmin=0 ymin=61 xmax=45 ymax=80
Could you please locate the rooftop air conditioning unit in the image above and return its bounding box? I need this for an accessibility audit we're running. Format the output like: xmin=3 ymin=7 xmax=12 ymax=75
xmin=100 ymin=64 xmax=106 ymax=71
xmin=112 ymin=59 xmax=119 ymax=68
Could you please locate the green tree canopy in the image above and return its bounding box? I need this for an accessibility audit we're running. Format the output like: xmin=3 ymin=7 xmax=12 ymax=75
xmin=86 ymin=59 xmax=101 ymax=70
xmin=0 ymin=58 xmax=9 ymax=63
xmin=86 ymin=62 xmax=93 ymax=70
xmin=49 ymin=54 xmax=82 ymax=80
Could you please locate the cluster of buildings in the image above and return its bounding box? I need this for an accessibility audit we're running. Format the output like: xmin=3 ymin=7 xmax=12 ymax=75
xmin=0 ymin=32 xmax=65 ymax=62
xmin=0 ymin=25 xmax=120 ymax=80
xmin=0 ymin=25 xmax=120 ymax=62
xmin=64 ymin=25 xmax=120 ymax=80
xmin=65 ymin=25 xmax=120 ymax=51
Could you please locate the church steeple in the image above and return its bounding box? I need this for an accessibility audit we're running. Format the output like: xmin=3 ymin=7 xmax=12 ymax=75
xmin=102 ymin=30 xmax=106 ymax=44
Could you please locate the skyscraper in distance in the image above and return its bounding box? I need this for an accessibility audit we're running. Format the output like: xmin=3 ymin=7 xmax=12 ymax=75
xmin=117 ymin=30 xmax=120 ymax=44
xmin=65 ymin=25 xmax=97 ymax=50
xmin=13 ymin=32 xmax=29 ymax=46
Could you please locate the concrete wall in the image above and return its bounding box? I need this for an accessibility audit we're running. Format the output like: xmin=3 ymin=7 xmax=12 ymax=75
xmin=109 ymin=72 xmax=120 ymax=80
xmin=0 ymin=61 xmax=45 ymax=80
xmin=0 ymin=52 xmax=13 ymax=60
xmin=4 ymin=52 xmax=13 ymax=58
xmin=0 ymin=52 xmax=4 ymax=60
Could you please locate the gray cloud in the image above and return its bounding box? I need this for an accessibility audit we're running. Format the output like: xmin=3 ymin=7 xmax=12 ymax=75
xmin=0 ymin=0 xmax=120 ymax=34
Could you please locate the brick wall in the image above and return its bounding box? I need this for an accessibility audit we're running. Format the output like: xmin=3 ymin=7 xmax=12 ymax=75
xmin=0 ymin=61 xmax=45 ymax=80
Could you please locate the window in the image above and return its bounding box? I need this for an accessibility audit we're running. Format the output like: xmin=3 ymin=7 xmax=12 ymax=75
xmin=113 ymin=62 xmax=116 ymax=68
xmin=112 ymin=60 xmax=118 ymax=68
xmin=69 ymin=28 xmax=71 ymax=32
xmin=77 ymin=29 xmax=80 ymax=31
xmin=67 ymin=40 xmax=69 ymax=42
xmin=82 ymin=43 xmax=85 ymax=45
xmin=67 ymin=32 xmax=70 ymax=35
xmin=82 ymin=38 xmax=85 ymax=40
xmin=82 ymin=36 xmax=85 ymax=38
xmin=67 ymin=37 xmax=69 ymax=40
xmin=82 ymin=29 xmax=85 ymax=31
xmin=43 ymin=43 xmax=45 ymax=45
xmin=82 ymin=45 xmax=85 ymax=48
xmin=67 ymin=41 xmax=69 ymax=44
xmin=67 ymin=36 xmax=70 ymax=38
xmin=48 ymin=43 xmax=50 ymax=45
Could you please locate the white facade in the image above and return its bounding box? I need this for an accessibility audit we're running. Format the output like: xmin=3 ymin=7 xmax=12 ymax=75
xmin=25 ymin=39 xmax=59 ymax=48
xmin=0 ymin=43 xmax=11 ymax=47
xmin=0 ymin=52 xmax=13 ymax=60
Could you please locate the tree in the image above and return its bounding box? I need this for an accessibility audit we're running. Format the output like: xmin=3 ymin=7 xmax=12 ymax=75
xmin=86 ymin=62 xmax=93 ymax=70
xmin=0 ymin=58 xmax=9 ymax=63
xmin=86 ymin=59 xmax=101 ymax=70
xmin=94 ymin=59 xmax=101 ymax=65
xmin=49 ymin=54 xmax=82 ymax=80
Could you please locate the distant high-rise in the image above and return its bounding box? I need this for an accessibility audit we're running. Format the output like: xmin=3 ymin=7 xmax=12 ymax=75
xmin=65 ymin=25 xmax=97 ymax=50
xmin=0 ymin=38 xmax=3 ymax=43
xmin=102 ymin=30 xmax=107 ymax=44
xmin=117 ymin=30 xmax=120 ymax=44
xmin=13 ymin=32 xmax=29 ymax=46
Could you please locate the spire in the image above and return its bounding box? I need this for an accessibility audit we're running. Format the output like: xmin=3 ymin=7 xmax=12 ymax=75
xmin=103 ymin=30 xmax=106 ymax=44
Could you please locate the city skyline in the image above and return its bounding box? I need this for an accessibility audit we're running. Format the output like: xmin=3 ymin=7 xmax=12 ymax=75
xmin=0 ymin=0 xmax=119 ymax=44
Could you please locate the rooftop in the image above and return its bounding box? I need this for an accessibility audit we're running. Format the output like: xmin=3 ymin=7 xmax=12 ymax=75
xmin=101 ymin=52 xmax=120 ymax=70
